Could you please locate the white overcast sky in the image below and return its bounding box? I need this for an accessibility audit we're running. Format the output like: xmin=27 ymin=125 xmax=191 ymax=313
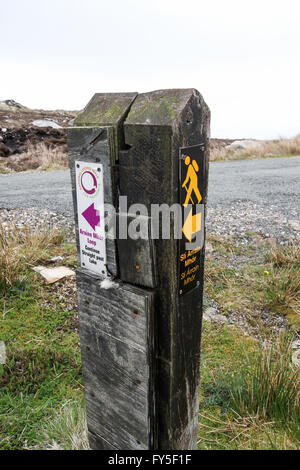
xmin=1 ymin=0 xmax=299 ymax=138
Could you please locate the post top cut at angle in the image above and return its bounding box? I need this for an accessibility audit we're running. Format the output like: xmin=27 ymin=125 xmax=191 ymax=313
xmin=74 ymin=92 xmax=138 ymax=127
xmin=72 ymin=92 xmax=138 ymax=166
xmin=68 ymin=89 xmax=210 ymax=450
xmin=125 ymin=88 xmax=201 ymax=126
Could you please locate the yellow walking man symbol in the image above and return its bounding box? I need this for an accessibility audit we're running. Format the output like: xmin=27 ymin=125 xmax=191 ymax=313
xmin=182 ymin=156 xmax=202 ymax=207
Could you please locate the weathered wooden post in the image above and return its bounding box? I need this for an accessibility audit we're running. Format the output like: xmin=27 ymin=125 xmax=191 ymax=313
xmin=67 ymin=89 xmax=210 ymax=450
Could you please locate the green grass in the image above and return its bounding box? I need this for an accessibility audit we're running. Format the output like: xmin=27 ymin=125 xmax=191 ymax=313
xmin=0 ymin=226 xmax=82 ymax=450
xmin=0 ymin=270 xmax=82 ymax=449
xmin=205 ymin=235 xmax=300 ymax=328
xmin=0 ymin=226 xmax=299 ymax=449
xmin=198 ymin=323 xmax=300 ymax=449
xmin=230 ymin=341 xmax=299 ymax=425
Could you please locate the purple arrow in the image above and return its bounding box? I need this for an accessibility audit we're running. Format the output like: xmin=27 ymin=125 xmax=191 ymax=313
xmin=81 ymin=203 xmax=100 ymax=231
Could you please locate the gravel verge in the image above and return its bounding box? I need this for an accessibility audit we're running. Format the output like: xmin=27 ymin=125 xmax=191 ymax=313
xmin=0 ymin=207 xmax=75 ymax=236
xmin=207 ymin=201 xmax=300 ymax=245
xmin=1 ymin=207 xmax=298 ymax=339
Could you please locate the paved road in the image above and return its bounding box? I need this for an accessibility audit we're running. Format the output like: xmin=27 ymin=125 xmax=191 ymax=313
xmin=208 ymin=156 xmax=300 ymax=210
xmin=0 ymin=169 xmax=73 ymax=216
xmin=0 ymin=157 xmax=299 ymax=216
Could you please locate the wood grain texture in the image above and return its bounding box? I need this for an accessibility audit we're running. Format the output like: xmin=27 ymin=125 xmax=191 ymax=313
xmin=76 ymin=268 xmax=155 ymax=450
xmin=88 ymin=430 xmax=118 ymax=450
xmin=117 ymin=213 xmax=157 ymax=289
xmin=74 ymin=92 xmax=137 ymax=162
xmin=123 ymin=88 xmax=210 ymax=449
xmin=68 ymin=89 xmax=210 ymax=450
xmin=74 ymin=92 xmax=138 ymax=127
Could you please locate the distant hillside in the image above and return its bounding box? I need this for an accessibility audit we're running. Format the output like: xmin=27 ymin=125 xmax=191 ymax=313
xmin=0 ymin=99 xmax=29 ymax=112
xmin=1 ymin=99 xmax=299 ymax=169
xmin=0 ymin=99 xmax=78 ymax=129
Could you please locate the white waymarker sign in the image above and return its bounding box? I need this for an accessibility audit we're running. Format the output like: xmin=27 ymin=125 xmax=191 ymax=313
xmin=75 ymin=161 xmax=107 ymax=276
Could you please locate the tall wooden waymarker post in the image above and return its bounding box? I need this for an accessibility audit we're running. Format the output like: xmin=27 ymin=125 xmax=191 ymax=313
xmin=68 ymin=89 xmax=210 ymax=450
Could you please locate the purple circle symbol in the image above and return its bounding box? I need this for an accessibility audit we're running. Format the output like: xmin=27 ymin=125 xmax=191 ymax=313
xmin=81 ymin=171 xmax=97 ymax=195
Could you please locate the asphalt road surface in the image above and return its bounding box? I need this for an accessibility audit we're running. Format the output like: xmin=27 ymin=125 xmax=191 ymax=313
xmin=0 ymin=156 xmax=299 ymax=216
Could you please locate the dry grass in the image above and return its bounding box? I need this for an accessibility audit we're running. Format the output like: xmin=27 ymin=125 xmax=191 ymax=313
xmin=198 ymin=411 xmax=299 ymax=450
xmin=264 ymin=246 xmax=300 ymax=319
xmin=210 ymin=136 xmax=300 ymax=162
xmin=0 ymin=143 xmax=68 ymax=173
xmin=0 ymin=223 xmax=65 ymax=291
xmin=39 ymin=400 xmax=89 ymax=450
xmin=267 ymin=245 xmax=300 ymax=268
xmin=264 ymin=267 xmax=300 ymax=318
xmin=199 ymin=333 xmax=300 ymax=449
xmin=205 ymin=235 xmax=300 ymax=326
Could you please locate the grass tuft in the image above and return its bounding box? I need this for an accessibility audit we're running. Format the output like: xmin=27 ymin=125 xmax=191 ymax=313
xmin=210 ymin=136 xmax=300 ymax=162
xmin=230 ymin=338 xmax=300 ymax=426
xmin=0 ymin=223 xmax=65 ymax=292
xmin=267 ymin=245 xmax=300 ymax=268
xmin=204 ymin=235 xmax=300 ymax=326
xmin=35 ymin=400 xmax=89 ymax=450
xmin=264 ymin=267 xmax=300 ymax=318
xmin=0 ymin=143 xmax=68 ymax=173
xmin=199 ymin=325 xmax=300 ymax=449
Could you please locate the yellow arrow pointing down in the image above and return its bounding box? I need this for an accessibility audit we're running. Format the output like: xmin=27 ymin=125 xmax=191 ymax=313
xmin=182 ymin=209 xmax=201 ymax=242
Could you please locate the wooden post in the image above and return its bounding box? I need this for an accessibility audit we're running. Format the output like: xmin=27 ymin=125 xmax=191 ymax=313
xmin=67 ymin=89 xmax=210 ymax=450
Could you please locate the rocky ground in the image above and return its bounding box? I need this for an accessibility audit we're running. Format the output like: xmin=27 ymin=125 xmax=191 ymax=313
xmin=0 ymin=100 xmax=77 ymax=158
xmin=0 ymin=99 xmax=238 ymax=160
xmin=207 ymin=201 xmax=300 ymax=246
xmin=0 ymin=100 xmax=77 ymax=129
xmin=0 ymin=207 xmax=78 ymax=329
xmin=0 ymin=127 xmax=68 ymax=158
xmin=0 ymin=99 xmax=298 ymax=341
xmin=210 ymin=138 xmax=244 ymax=152
xmin=0 ymin=205 xmax=299 ymax=341
xmin=205 ymin=198 xmax=300 ymax=337
xmin=0 ymin=207 xmax=74 ymax=235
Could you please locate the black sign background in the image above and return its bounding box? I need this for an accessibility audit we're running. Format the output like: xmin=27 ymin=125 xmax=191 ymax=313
xmin=179 ymin=144 xmax=205 ymax=295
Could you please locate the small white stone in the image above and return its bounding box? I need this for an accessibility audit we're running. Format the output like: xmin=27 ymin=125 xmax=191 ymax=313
xmin=292 ymin=349 xmax=300 ymax=367
xmin=31 ymin=120 xmax=61 ymax=129
xmin=49 ymin=256 xmax=64 ymax=262
xmin=288 ymin=220 xmax=300 ymax=231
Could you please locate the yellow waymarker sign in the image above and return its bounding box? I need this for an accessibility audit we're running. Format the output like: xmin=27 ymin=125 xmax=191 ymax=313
xmin=182 ymin=208 xmax=201 ymax=242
